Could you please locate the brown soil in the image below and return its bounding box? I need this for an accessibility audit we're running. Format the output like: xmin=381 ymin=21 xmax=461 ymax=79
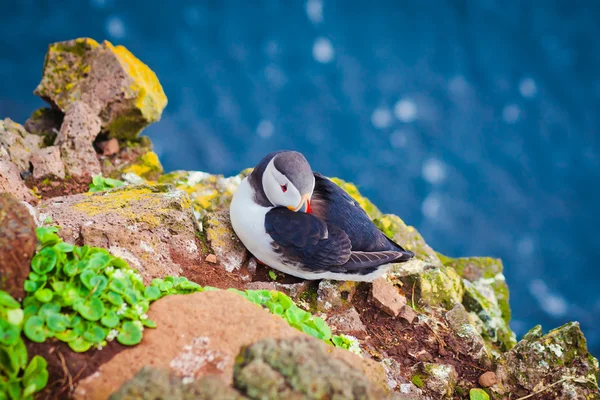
xmin=351 ymin=283 xmax=485 ymax=394
xmin=25 ymin=175 xmax=92 ymax=200
xmin=27 ymin=340 xmax=126 ymax=400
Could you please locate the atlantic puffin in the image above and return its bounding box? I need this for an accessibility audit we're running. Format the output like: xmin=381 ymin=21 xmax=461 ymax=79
xmin=229 ymin=151 xmax=414 ymax=282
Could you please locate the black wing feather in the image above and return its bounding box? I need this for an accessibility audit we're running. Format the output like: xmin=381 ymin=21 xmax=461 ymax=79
xmin=265 ymin=207 xmax=352 ymax=272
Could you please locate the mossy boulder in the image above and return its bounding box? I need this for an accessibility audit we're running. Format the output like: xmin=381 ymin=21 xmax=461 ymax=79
xmin=440 ymin=255 xmax=515 ymax=353
xmin=34 ymin=38 xmax=167 ymax=139
xmin=110 ymin=367 xmax=247 ymax=400
xmin=411 ymin=362 xmax=457 ymax=399
xmin=493 ymin=322 xmax=600 ymax=399
xmin=234 ymin=336 xmax=395 ymax=400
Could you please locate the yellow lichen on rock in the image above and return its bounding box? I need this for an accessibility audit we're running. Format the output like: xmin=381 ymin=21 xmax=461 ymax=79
xmin=122 ymin=151 xmax=163 ymax=180
xmin=34 ymin=37 xmax=167 ymax=140
xmin=105 ymin=42 xmax=167 ymax=123
xmin=73 ymin=187 xmax=163 ymax=227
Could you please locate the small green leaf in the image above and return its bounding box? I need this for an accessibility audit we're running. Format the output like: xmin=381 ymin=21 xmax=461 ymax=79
xmin=100 ymin=311 xmax=120 ymax=328
xmin=24 ymin=316 xmax=47 ymax=343
xmin=141 ymin=319 xmax=157 ymax=328
xmin=63 ymin=261 xmax=79 ymax=277
xmin=46 ymin=313 xmax=70 ymax=332
xmin=268 ymin=270 xmax=277 ymax=280
xmin=469 ymin=388 xmax=490 ymax=400
xmin=158 ymin=281 xmax=173 ymax=292
xmin=54 ymin=242 xmax=75 ymax=253
xmin=285 ymin=306 xmax=310 ymax=325
xmin=109 ymin=278 xmax=129 ymax=294
xmin=83 ymin=325 xmax=107 ymax=343
xmin=24 ymin=280 xmax=42 ymax=293
xmin=144 ymin=286 xmax=161 ymax=300
xmin=6 ymin=380 xmax=21 ymax=400
xmin=68 ymin=337 xmax=93 ymax=352
xmin=0 ymin=320 xmax=19 ymax=346
xmin=105 ymin=291 xmax=124 ymax=306
xmin=22 ymin=355 xmax=49 ymax=394
xmin=36 ymin=226 xmax=60 ymax=246
xmin=75 ymin=297 xmax=105 ymax=321
xmin=34 ymin=288 xmax=53 ymax=303
xmin=31 ymin=247 xmax=58 ymax=274
xmin=11 ymin=336 xmax=28 ymax=371
xmin=74 ymin=245 xmax=89 ymax=260
xmin=117 ymin=321 xmax=143 ymax=345
xmin=80 ymin=269 xmax=96 ymax=288
xmin=111 ymin=257 xmax=129 ymax=268
xmin=38 ymin=303 xmax=61 ymax=321
xmin=88 ymin=275 xmax=108 ymax=295
xmin=5 ymin=308 xmax=24 ymax=326
xmin=54 ymin=329 xmax=78 ymax=342
xmin=266 ymin=302 xmax=284 ymax=316
xmin=310 ymin=317 xmax=332 ymax=341
xmin=0 ymin=291 xmax=20 ymax=309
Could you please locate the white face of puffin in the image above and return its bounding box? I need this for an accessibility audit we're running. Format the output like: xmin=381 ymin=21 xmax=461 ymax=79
xmin=262 ymin=158 xmax=314 ymax=212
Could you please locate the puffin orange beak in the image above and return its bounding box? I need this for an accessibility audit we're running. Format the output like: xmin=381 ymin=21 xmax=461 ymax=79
xmin=288 ymin=194 xmax=312 ymax=213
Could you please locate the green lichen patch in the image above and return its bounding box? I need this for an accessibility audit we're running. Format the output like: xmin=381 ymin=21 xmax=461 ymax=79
xmin=494 ymin=322 xmax=600 ymax=399
xmin=397 ymin=266 xmax=464 ymax=311
xmin=374 ymin=214 xmax=441 ymax=265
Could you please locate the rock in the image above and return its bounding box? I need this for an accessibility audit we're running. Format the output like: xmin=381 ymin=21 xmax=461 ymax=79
xmin=109 ymin=367 xmax=247 ymax=400
xmin=159 ymin=170 xmax=248 ymax=219
xmin=74 ymin=290 xmax=386 ymax=399
xmin=411 ymin=362 xmax=458 ymax=399
xmin=29 ymin=146 xmax=66 ymax=179
xmin=398 ymin=305 xmax=417 ymax=324
xmin=37 ymin=184 xmax=201 ymax=283
xmin=0 ymin=157 xmax=35 ymax=202
xmin=317 ymin=280 xmax=358 ymax=313
xmin=462 ymin=279 xmax=515 ymax=352
xmin=23 ymin=107 xmax=63 ymax=146
xmin=445 ymin=303 xmax=489 ymax=364
xmin=205 ymin=254 xmax=217 ymax=264
xmin=0 ymin=118 xmax=43 ymax=171
xmin=0 ymin=193 xmax=36 ymax=300
xmin=493 ymin=322 xmax=600 ymax=399
xmin=97 ymin=138 xmax=120 ymax=156
xmin=55 ymin=101 xmax=102 ymax=177
xmin=371 ymin=278 xmax=407 ymax=317
xmin=440 ymin=255 xmax=515 ymax=353
xmin=121 ymin=151 xmax=163 ymax=181
xmin=478 ymin=371 xmax=497 ymax=387
xmin=34 ymin=38 xmax=167 ymax=139
xmin=234 ymin=336 xmax=394 ymax=400
xmin=393 ymin=265 xmax=464 ymax=311
xmin=203 ymin=210 xmax=248 ymax=273
xmin=326 ymin=307 xmax=368 ymax=339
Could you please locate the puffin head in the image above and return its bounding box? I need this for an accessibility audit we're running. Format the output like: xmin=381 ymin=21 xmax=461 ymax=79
xmin=261 ymin=151 xmax=314 ymax=213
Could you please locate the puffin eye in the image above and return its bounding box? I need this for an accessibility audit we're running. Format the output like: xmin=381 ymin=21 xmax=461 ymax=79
xmin=281 ymin=184 xmax=287 ymax=193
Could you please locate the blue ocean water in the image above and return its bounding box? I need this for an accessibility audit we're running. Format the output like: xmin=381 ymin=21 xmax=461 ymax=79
xmin=1 ymin=0 xmax=599 ymax=356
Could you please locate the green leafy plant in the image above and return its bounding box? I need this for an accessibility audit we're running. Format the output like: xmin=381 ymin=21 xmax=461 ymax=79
xmin=22 ymin=227 xmax=203 ymax=352
xmin=88 ymin=174 xmax=125 ymax=192
xmin=228 ymin=288 xmax=360 ymax=353
xmin=0 ymin=290 xmax=49 ymax=400
xmin=469 ymin=388 xmax=490 ymax=400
